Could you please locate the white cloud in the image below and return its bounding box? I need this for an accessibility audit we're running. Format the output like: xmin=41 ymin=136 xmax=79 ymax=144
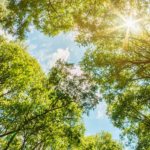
xmin=47 ymin=48 xmax=70 ymax=69
xmin=32 ymin=48 xmax=70 ymax=74
xmin=29 ymin=44 xmax=37 ymax=50
xmin=0 ymin=29 xmax=15 ymax=41
xmin=96 ymin=102 xmax=107 ymax=119
xmin=28 ymin=26 xmax=34 ymax=33
xmin=37 ymin=49 xmax=49 ymax=62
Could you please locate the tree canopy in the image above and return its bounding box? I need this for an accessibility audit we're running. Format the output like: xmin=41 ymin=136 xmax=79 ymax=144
xmin=0 ymin=0 xmax=82 ymax=39
xmin=1 ymin=0 xmax=149 ymax=40
xmin=0 ymin=36 xmax=101 ymax=149
xmin=78 ymin=0 xmax=150 ymax=149
xmin=73 ymin=131 xmax=124 ymax=150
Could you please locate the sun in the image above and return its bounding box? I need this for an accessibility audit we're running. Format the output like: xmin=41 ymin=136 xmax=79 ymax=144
xmin=125 ymin=14 xmax=135 ymax=28
xmin=104 ymin=3 xmax=144 ymax=50
xmin=98 ymin=5 xmax=143 ymax=51
xmin=126 ymin=19 xmax=134 ymax=28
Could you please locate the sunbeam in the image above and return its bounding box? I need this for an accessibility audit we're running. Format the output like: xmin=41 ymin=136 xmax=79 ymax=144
xmin=109 ymin=3 xmax=127 ymax=22
xmin=105 ymin=2 xmax=144 ymax=51
xmin=123 ymin=27 xmax=130 ymax=50
xmin=99 ymin=24 xmax=127 ymax=36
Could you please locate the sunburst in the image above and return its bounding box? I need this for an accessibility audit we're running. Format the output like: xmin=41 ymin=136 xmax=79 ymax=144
xmin=105 ymin=3 xmax=143 ymax=51
xmin=123 ymin=14 xmax=143 ymax=50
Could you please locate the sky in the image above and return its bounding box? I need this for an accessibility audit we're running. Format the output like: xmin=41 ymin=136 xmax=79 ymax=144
xmin=0 ymin=27 xmax=123 ymax=146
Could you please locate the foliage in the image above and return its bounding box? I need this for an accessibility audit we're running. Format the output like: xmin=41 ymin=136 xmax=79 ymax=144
xmin=48 ymin=59 xmax=101 ymax=115
xmin=0 ymin=0 xmax=80 ymax=39
xmin=1 ymin=0 xmax=150 ymax=41
xmin=0 ymin=0 xmax=112 ymax=40
xmin=0 ymin=36 xmax=101 ymax=149
xmin=0 ymin=0 xmax=7 ymax=26
xmin=79 ymin=1 xmax=150 ymax=149
xmin=1 ymin=0 xmax=150 ymax=149
xmin=72 ymin=131 xmax=124 ymax=150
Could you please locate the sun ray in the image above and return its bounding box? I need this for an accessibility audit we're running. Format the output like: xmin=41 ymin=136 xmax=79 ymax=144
xmin=123 ymin=27 xmax=130 ymax=51
xmin=134 ymin=18 xmax=143 ymax=24
xmin=126 ymin=18 xmax=143 ymax=28
xmin=109 ymin=3 xmax=127 ymax=22
xmin=99 ymin=24 xmax=127 ymax=36
xmin=99 ymin=3 xmax=144 ymax=50
xmin=122 ymin=14 xmax=132 ymax=51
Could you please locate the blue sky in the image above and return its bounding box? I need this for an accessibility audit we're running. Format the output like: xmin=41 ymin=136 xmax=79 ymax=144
xmin=25 ymin=27 xmax=122 ymax=142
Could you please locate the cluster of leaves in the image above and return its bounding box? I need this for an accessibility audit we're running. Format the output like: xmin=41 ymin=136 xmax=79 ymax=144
xmin=43 ymin=131 xmax=125 ymax=150
xmin=73 ymin=131 xmax=124 ymax=150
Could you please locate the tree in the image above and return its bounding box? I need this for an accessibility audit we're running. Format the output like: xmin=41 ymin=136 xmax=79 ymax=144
xmin=0 ymin=0 xmax=111 ymax=40
xmin=1 ymin=0 xmax=149 ymax=41
xmin=0 ymin=35 xmax=45 ymax=100
xmin=0 ymin=36 xmax=101 ymax=149
xmin=71 ymin=131 xmax=124 ymax=150
xmin=48 ymin=59 xmax=101 ymax=115
xmin=78 ymin=1 xmax=150 ymax=149
xmin=0 ymin=0 xmax=81 ymax=39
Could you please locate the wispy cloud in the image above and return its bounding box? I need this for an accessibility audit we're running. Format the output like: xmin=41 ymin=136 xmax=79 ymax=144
xmin=34 ymin=48 xmax=70 ymax=73
xmin=37 ymin=49 xmax=49 ymax=62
